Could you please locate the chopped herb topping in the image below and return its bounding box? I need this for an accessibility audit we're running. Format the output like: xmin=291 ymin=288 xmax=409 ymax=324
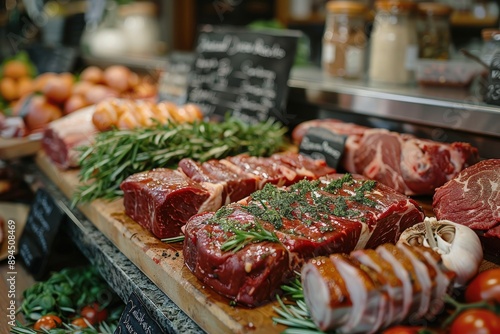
xmin=351 ymin=180 xmax=377 ymax=207
xmin=210 ymin=174 xmax=379 ymax=251
xmin=323 ymin=174 xmax=354 ymax=194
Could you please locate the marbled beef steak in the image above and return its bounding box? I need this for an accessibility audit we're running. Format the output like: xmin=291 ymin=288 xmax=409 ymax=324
xmin=183 ymin=174 xmax=424 ymax=307
xmin=433 ymin=159 xmax=500 ymax=238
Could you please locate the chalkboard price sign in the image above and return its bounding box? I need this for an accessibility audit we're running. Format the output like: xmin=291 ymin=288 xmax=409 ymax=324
xmin=187 ymin=25 xmax=300 ymax=124
xmin=18 ymin=188 xmax=66 ymax=280
xmin=299 ymin=127 xmax=347 ymax=170
xmin=114 ymin=292 xmax=165 ymax=334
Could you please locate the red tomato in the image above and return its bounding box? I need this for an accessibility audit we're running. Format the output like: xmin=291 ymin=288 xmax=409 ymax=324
xmin=71 ymin=317 xmax=89 ymax=328
xmin=450 ymin=309 xmax=500 ymax=334
xmin=80 ymin=303 xmax=108 ymax=324
xmin=465 ymin=268 xmax=500 ymax=303
xmin=33 ymin=315 xmax=62 ymax=330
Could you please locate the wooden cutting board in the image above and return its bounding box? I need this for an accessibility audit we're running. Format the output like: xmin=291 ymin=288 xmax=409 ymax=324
xmin=35 ymin=152 xmax=286 ymax=334
xmin=35 ymin=152 xmax=498 ymax=333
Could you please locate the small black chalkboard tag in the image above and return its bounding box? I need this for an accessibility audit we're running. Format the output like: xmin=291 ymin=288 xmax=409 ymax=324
xmin=18 ymin=188 xmax=66 ymax=280
xmin=187 ymin=25 xmax=300 ymax=124
xmin=299 ymin=127 xmax=347 ymax=170
xmin=114 ymin=292 xmax=165 ymax=334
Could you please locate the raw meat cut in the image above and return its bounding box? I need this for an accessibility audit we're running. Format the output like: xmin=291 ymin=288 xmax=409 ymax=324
xmin=41 ymin=106 xmax=97 ymax=169
xmin=121 ymin=168 xmax=211 ymax=239
xmin=433 ymin=159 xmax=500 ymax=238
xmin=292 ymin=119 xmax=479 ymax=196
xmin=353 ymin=129 xmax=479 ymax=196
xmin=122 ymin=152 xmax=336 ymax=239
xmin=183 ymin=173 xmax=424 ymax=307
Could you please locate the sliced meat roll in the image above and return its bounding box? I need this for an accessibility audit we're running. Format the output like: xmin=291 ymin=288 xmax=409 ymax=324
xmin=351 ymin=249 xmax=404 ymax=327
xmin=413 ymin=246 xmax=456 ymax=318
xmin=301 ymin=256 xmax=351 ymax=331
xmin=329 ymin=254 xmax=386 ymax=334
xmin=397 ymin=244 xmax=433 ymax=320
xmin=375 ymin=244 xmax=422 ymax=321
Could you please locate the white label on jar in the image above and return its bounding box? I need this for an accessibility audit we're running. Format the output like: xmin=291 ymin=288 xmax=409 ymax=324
xmin=345 ymin=46 xmax=364 ymax=77
xmin=405 ymin=45 xmax=418 ymax=70
xmin=322 ymin=43 xmax=335 ymax=63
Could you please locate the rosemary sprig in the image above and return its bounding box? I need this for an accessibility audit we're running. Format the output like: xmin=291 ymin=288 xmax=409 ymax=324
xmin=272 ymin=296 xmax=324 ymax=334
xmin=220 ymin=221 xmax=280 ymax=252
xmin=73 ymin=117 xmax=287 ymax=205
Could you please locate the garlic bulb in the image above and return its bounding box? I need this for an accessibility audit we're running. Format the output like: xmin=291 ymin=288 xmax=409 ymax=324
xmin=398 ymin=217 xmax=483 ymax=287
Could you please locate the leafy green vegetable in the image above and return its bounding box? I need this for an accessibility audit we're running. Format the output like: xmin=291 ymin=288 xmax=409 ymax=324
xmin=18 ymin=266 xmax=121 ymax=326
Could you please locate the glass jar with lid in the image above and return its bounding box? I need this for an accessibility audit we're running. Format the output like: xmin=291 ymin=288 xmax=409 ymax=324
xmin=119 ymin=1 xmax=161 ymax=56
xmin=417 ymin=2 xmax=453 ymax=59
xmin=481 ymin=29 xmax=500 ymax=67
xmin=322 ymin=1 xmax=368 ymax=79
xmin=368 ymin=0 xmax=418 ymax=84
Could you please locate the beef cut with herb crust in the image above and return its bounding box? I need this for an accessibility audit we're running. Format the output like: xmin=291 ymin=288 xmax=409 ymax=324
xmin=183 ymin=174 xmax=424 ymax=307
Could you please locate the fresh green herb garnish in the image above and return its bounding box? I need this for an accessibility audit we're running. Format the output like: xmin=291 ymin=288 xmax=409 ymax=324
xmin=73 ymin=117 xmax=287 ymax=204
xmin=220 ymin=221 xmax=280 ymax=252
xmin=323 ymin=173 xmax=354 ymax=194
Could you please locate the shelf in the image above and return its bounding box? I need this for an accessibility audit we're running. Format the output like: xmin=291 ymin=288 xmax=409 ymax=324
xmin=287 ymin=66 xmax=500 ymax=158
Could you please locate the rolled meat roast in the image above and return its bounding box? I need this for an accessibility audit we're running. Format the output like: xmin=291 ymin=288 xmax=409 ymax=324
xmin=302 ymin=244 xmax=455 ymax=333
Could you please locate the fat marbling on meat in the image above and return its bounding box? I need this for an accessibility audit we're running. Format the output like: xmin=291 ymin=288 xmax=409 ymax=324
xmin=433 ymin=159 xmax=500 ymax=238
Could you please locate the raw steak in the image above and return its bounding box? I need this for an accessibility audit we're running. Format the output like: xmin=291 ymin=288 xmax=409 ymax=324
xmin=41 ymin=106 xmax=97 ymax=169
xmin=183 ymin=173 xmax=424 ymax=307
xmin=292 ymin=119 xmax=479 ymax=195
xmin=433 ymin=159 xmax=500 ymax=238
xmin=122 ymin=153 xmax=336 ymax=239
xmin=121 ymin=168 xmax=211 ymax=239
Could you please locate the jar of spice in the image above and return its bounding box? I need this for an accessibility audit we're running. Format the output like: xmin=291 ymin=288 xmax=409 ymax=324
xmin=369 ymin=0 xmax=418 ymax=84
xmin=417 ymin=2 xmax=453 ymax=59
xmin=322 ymin=1 xmax=368 ymax=79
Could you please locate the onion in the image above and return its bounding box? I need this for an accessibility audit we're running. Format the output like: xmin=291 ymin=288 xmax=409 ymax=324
xmin=398 ymin=217 xmax=483 ymax=287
